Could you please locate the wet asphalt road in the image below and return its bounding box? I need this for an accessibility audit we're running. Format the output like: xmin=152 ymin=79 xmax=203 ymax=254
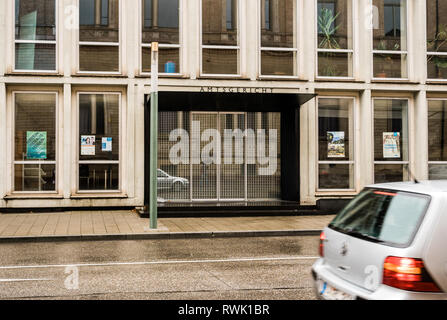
xmin=0 ymin=236 xmax=319 ymax=300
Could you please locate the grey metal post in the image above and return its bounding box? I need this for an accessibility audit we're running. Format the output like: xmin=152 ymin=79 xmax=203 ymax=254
xmin=150 ymin=42 xmax=159 ymax=229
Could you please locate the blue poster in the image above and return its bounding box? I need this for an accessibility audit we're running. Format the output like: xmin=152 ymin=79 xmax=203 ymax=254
xmin=26 ymin=131 xmax=47 ymax=160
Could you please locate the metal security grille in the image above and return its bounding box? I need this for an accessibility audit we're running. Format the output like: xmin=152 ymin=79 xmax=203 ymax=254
xmin=246 ymin=112 xmax=281 ymax=199
xmin=157 ymin=111 xmax=190 ymax=200
xmin=191 ymin=113 xmax=218 ymax=200
xmin=157 ymin=111 xmax=281 ymax=202
xmin=220 ymin=113 xmax=245 ymax=200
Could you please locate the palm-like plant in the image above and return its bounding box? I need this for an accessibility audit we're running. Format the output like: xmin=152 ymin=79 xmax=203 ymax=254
xmin=317 ymin=8 xmax=341 ymax=76
xmin=428 ymin=24 xmax=447 ymax=78
xmin=427 ymin=24 xmax=447 ymax=53
xmin=318 ymin=8 xmax=341 ymax=50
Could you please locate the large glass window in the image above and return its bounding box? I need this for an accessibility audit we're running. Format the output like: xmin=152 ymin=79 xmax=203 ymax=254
xmin=79 ymin=0 xmax=120 ymax=72
xmin=372 ymin=0 xmax=408 ymax=79
xmin=201 ymin=0 xmax=239 ymax=75
xmin=428 ymin=99 xmax=447 ymax=179
xmin=373 ymin=99 xmax=409 ymax=183
xmin=14 ymin=0 xmax=56 ymax=71
xmin=329 ymin=189 xmax=430 ymax=247
xmin=427 ymin=0 xmax=447 ymax=80
xmin=260 ymin=0 xmax=297 ymax=77
xmin=142 ymin=0 xmax=180 ymax=74
xmin=78 ymin=93 xmax=120 ymax=191
xmin=317 ymin=98 xmax=355 ymax=190
xmin=316 ymin=0 xmax=353 ymax=78
xmin=14 ymin=93 xmax=57 ymax=192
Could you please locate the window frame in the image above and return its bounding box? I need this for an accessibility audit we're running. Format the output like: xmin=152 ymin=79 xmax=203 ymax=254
xmin=76 ymin=0 xmax=122 ymax=75
xmin=258 ymin=0 xmax=299 ymax=79
xmin=315 ymin=0 xmax=355 ymax=80
xmin=75 ymin=91 xmax=123 ymax=193
xmin=316 ymin=95 xmax=356 ymax=192
xmin=11 ymin=91 xmax=59 ymax=194
xmin=13 ymin=0 xmax=59 ymax=73
xmin=372 ymin=97 xmax=411 ymax=183
xmin=427 ymin=98 xmax=447 ymax=177
xmin=200 ymin=0 xmax=242 ymax=77
xmin=140 ymin=0 xmax=183 ymax=77
xmin=426 ymin=0 xmax=447 ymax=82
xmin=371 ymin=0 xmax=409 ymax=81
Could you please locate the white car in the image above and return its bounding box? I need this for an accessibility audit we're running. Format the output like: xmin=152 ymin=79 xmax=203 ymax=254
xmin=157 ymin=169 xmax=189 ymax=191
xmin=312 ymin=180 xmax=447 ymax=300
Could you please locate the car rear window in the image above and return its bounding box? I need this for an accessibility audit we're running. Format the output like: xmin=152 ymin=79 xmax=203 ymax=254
xmin=329 ymin=189 xmax=431 ymax=247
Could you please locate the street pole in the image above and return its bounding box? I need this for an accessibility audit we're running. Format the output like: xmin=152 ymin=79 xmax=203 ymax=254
xmin=149 ymin=42 xmax=159 ymax=229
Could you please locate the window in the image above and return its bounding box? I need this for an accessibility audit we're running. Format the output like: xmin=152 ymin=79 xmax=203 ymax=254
xmin=427 ymin=0 xmax=447 ymax=80
xmin=260 ymin=0 xmax=297 ymax=77
xmin=428 ymin=99 xmax=447 ymax=179
xmin=142 ymin=0 xmax=180 ymax=74
xmin=317 ymin=97 xmax=355 ymax=190
xmin=373 ymin=99 xmax=409 ymax=183
xmin=79 ymin=0 xmax=120 ymax=73
xmin=201 ymin=0 xmax=239 ymax=75
xmin=14 ymin=0 xmax=56 ymax=72
xmin=316 ymin=0 xmax=353 ymax=78
xmin=14 ymin=92 xmax=57 ymax=192
xmin=329 ymin=189 xmax=430 ymax=247
xmin=78 ymin=93 xmax=120 ymax=191
xmin=372 ymin=0 xmax=408 ymax=79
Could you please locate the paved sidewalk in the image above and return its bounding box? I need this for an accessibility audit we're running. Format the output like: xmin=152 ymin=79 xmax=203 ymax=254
xmin=0 ymin=210 xmax=334 ymax=242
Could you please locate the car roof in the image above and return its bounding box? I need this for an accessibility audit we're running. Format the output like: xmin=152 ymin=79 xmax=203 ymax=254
xmin=366 ymin=180 xmax=447 ymax=194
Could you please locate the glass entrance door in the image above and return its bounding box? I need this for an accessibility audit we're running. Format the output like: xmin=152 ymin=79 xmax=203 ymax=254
xmin=191 ymin=112 xmax=218 ymax=200
xmin=191 ymin=112 xmax=246 ymax=201
xmin=219 ymin=113 xmax=246 ymax=200
xmin=157 ymin=111 xmax=281 ymax=203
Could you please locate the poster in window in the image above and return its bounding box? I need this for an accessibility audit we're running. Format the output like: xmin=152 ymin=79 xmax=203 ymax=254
xmin=81 ymin=135 xmax=96 ymax=155
xmin=383 ymin=132 xmax=401 ymax=158
xmin=327 ymin=131 xmax=345 ymax=158
xmin=102 ymin=137 xmax=112 ymax=152
xmin=26 ymin=131 xmax=47 ymax=160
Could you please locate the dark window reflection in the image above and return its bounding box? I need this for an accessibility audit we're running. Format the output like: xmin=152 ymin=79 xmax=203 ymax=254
xmin=79 ymin=164 xmax=119 ymax=191
xmin=261 ymin=0 xmax=295 ymax=48
xmin=427 ymin=0 xmax=447 ymax=79
xmin=373 ymin=0 xmax=406 ymax=51
xmin=317 ymin=0 xmax=351 ymax=50
xmin=384 ymin=1 xmax=401 ymax=37
xmin=15 ymin=93 xmax=56 ymax=161
xmin=15 ymin=164 xmax=56 ymax=192
xmin=428 ymin=100 xmax=447 ymax=162
xmin=79 ymin=94 xmax=120 ymax=162
xmin=202 ymin=0 xmax=238 ymax=46
xmin=15 ymin=0 xmax=56 ymax=41
xmin=319 ymin=164 xmax=352 ymax=189
xmin=15 ymin=0 xmax=56 ymax=71
xmin=14 ymin=92 xmax=57 ymax=192
xmin=142 ymin=0 xmax=179 ymax=44
xmin=79 ymin=0 xmax=119 ymax=42
xmin=374 ymin=164 xmax=407 ymax=183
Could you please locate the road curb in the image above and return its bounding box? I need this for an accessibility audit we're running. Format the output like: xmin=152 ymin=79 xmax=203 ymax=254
xmin=0 ymin=229 xmax=322 ymax=243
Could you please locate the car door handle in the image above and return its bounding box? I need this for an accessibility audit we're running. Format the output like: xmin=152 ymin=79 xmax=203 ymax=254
xmin=338 ymin=265 xmax=351 ymax=272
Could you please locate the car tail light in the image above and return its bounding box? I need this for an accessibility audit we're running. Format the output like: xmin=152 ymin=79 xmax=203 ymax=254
xmin=383 ymin=256 xmax=442 ymax=293
xmin=319 ymin=232 xmax=326 ymax=257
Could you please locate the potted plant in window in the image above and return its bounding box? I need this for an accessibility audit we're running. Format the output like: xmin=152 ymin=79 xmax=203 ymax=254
xmin=375 ymin=40 xmax=399 ymax=78
xmin=427 ymin=24 xmax=447 ymax=79
xmin=318 ymin=8 xmax=341 ymax=77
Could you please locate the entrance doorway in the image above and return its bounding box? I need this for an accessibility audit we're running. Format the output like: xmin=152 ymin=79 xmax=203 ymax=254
xmin=191 ymin=112 xmax=246 ymax=201
xmin=157 ymin=111 xmax=281 ymax=202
